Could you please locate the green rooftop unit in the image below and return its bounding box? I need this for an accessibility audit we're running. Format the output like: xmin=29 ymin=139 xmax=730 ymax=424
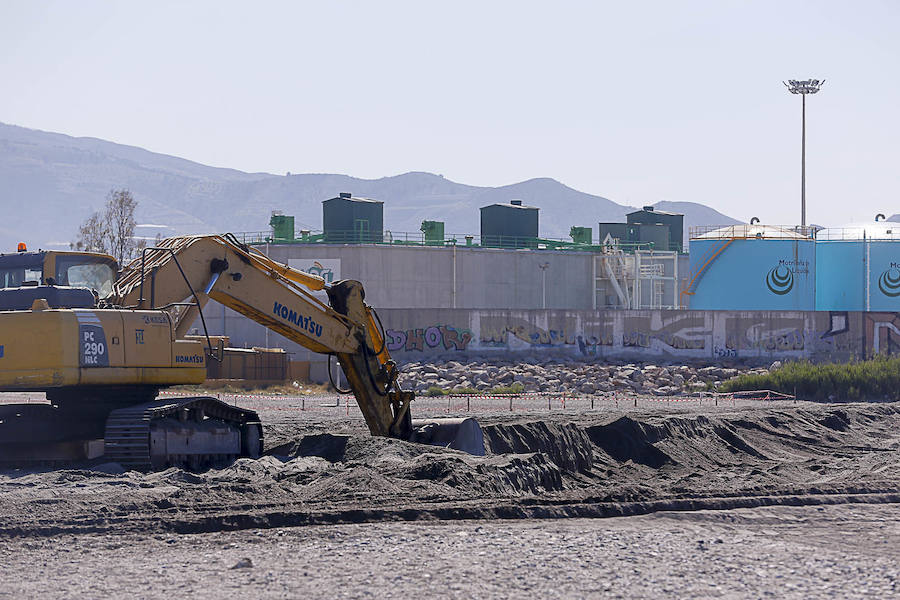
xmin=269 ymin=213 xmax=295 ymax=243
xmin=627 ymin=223 xmax=670 ymax=250
xmin=569 ymin=226 xmax=592 ymax=244
xmin=599 ymin=223 xmax=628 ymax=247
xmin=626 ymin=206 xmax=683 ymax=252
xmin=421 ymin=220 xmax=445 ymax=245
xmin=480 ymin=199 xmax=539 ymax=248
xmin=322 ymin=192 xmax=384 ymax=243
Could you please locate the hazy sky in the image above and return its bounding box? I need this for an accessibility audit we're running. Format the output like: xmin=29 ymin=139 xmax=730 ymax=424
xmin=2 ymin=0 xmax=898 ymax=225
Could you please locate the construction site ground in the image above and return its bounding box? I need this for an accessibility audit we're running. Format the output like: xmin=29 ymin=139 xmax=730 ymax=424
xmin=3 ymin=392 xmax=900 ymax=598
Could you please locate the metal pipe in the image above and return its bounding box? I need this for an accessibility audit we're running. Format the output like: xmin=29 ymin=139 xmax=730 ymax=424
xmin=801 ymin=93 xmax=806 ymax=228
xmin=452 ymin=243 xmax=457 ymax=309
xmin=866 ymin=232 xmax=871 ymax=311
xmin=673 ymin=252 xmax=679 ymax=309
xmin=604 ymin=257 xmax=628 ymax=308
xmin=202 ymin=271 xmax=221 ymax=295
xmin=538 ymin=263 xmax=550 ymax=309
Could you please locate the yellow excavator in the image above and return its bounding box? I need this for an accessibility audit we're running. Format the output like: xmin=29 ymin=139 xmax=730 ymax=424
xmin=0 ymin=235 xmax=482 ymax=469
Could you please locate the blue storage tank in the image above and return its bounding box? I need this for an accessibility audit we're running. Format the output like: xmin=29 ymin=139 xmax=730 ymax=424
xmin=816 ymin=222 xmax=900 ymax=311
xmin=687 ymin=225 xmax=815 ymax=310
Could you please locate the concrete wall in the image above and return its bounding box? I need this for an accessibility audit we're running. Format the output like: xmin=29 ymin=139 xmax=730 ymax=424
xmin=376 ymin=309 xmax=884 ymax=363
xmin=195 ymin=302 xmax=900 ymax=381
xmin=262 ymin=242 xmax=692 ymax=311
xmin=263 ymin=243 xmax=597 ymax=310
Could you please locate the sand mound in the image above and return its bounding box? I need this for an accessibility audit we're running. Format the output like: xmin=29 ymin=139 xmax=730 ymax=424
xmin=481 ymin=421 xmax=594 ymax=473
xmin=586 ymin=417 xmax=674 ymax=468
xmin=5 ymin=403 xmax=900 ymax=537
xmin=242 ymin=431 xmax=567 ymax=498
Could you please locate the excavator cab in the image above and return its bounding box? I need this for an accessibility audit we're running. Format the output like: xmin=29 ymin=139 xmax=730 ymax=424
xmin=49 ymin=252 xmax=118 ymax=297
xmin=0 ymin=248 xmax=118 ymax=310
xmin=0 ymin=248 xmax=118 ymax=293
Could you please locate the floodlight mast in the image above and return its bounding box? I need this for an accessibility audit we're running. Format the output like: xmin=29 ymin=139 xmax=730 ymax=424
xmin=783 ymin=79 xmax=824 ymax=229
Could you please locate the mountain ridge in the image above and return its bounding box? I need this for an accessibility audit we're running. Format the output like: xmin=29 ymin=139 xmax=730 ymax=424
xmin=0 ymin=122 xmax=741 ymax=251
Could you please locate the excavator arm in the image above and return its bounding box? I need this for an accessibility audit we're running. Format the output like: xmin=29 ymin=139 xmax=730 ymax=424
xmin=113 ymin=234 xmax=414 ymax=440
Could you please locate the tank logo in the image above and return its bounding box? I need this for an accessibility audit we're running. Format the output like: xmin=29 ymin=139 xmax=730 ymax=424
xmin=766 ymin=265 xmax=794 ymax=295
xmin=273 ymin=301 xmax=323 ymax=337
xmin=878 ymin=268 xmax=900 ymax=297
xmin=306 ymin=261 xmax=335 ymax=283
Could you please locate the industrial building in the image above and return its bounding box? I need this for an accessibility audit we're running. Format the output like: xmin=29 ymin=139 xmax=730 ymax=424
xmin=193 ymin=187 xmax=895 ymax=380
xmin=196 ymin=193 xmax=690 ymax=380
xmin=599 ymin=206 xmax=685 ymax=253
xmin=685 ymin=224 xmax=816 ymax=311
xmin=683 ymin=219 xmax=900 ymax=312
xmin=815 ymin=221 xmax=900 ymax=311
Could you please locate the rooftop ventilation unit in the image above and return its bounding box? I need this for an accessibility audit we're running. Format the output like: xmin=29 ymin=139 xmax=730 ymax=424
xmin=480 ymin=201 xmax=539 ymax=248
xmin=322 ymin=193 xmax=384 ymax=244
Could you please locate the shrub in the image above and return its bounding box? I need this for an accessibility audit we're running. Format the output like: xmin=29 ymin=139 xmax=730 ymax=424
xmin=490 ymin=382 xmax=525 ymax=395
xmin=719 ymin=356 xmax=900 ymax=401
xmin=451 ymin=386 xmax=479 ymax=395
xmin=426 ymin=385 xmax=447 ymax=397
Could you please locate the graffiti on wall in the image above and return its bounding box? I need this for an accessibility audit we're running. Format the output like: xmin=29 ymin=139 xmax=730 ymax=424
xmin=622 ymin=315 xmax=708 ymax=353
xmin=865 ymin=312 xmax=900 ymax=357
xmin=386 ymin=325 xmax=473 ymax=352
xmin=377 ymin=310 xmax=895 ymax=361
xmin=622 ymin=330 xmax=707 ymax=351
xmin=481 ymin=324 xmax=571 ymax=347
xmin=575 ymin=334 xmax=615 ymax=356
xmin=478 ymin=316 xmax=612 ymax=355
xmin=723 ymin=317 xmax=806 ymax=354
xmin=811 ymin=311 xmax=855 ymax=356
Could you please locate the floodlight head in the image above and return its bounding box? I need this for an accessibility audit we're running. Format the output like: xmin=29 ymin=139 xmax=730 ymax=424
xmin=785 ymin=78 xmax=824 ymax=95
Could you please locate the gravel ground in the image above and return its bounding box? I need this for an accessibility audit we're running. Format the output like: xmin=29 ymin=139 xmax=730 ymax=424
xmin=4 ymin=388 xmax=900 ymax=598
xmin=2 ymin=504 xmax=899 ymax=599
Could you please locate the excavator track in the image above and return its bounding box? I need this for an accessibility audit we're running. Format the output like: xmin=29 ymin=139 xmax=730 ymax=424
xmin=104 ymin=396 xmax=262 ymax=471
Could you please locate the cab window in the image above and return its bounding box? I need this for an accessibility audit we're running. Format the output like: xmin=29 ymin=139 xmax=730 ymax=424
xmin=55 ymin=257 xmax=117 ymax=297
xmin=0 ymin=265 xmax=43 ymax=288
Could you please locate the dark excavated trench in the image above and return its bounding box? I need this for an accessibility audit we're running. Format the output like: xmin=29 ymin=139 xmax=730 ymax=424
xmin=4 ymin=403 xmax=900 ymax=537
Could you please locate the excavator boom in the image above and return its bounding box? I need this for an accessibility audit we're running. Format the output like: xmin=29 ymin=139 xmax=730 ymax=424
xmin=113 ymin=235 xmax=414 ymax=439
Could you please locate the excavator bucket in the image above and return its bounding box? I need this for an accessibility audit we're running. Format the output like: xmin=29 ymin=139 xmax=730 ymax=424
xmin=411 ymin=417 xmax=485 ymax=456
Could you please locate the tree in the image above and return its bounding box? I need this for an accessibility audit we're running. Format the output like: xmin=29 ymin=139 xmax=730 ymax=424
xmin=104 ymin=189 xmax=142 ymax=264
xmin=72 ymin=189 xmax=145 ymax=264
xmin=73 ymin=211 xmax=108 ymax=254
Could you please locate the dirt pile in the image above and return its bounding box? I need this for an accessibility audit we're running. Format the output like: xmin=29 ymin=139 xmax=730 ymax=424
xmin=3 ymin=402 xmax=900 ymax=536
xmin=264 ymin=433 xmax=566 ymax=497
xmin=583 ymin=403 xmax=900 ymax=501
xmin=482 ymin=421 xmax=594 ymax=473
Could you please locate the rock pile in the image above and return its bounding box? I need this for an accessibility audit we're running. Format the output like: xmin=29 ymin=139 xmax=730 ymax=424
xmin=397 ymin=359 xmax=770 ymax=396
